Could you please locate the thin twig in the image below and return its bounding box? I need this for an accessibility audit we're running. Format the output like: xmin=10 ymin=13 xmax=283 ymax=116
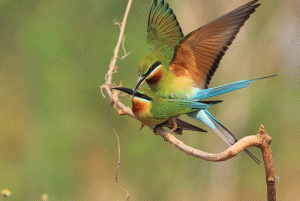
xmin=107 ymin=104 xmax=129 ymax=201
xmin=118 ymin=36 xmax=131 ymax=60
xmin=105 ymin=0 xmax=133 ymax=86
xmin=101 ymin=0 xmax=133 ymax=200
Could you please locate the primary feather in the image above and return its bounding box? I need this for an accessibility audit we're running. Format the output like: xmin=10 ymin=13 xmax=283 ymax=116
xmin=169 ymin=0 xmax=260 ymax=89
xmin=147 ymin=0 xmax=183 ymax=60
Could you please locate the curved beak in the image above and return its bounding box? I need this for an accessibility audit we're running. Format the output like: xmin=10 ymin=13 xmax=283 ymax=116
xmin=113 ymin=87 xmax=134 ymax=95
xmin=133 ymin=74 xmax=146 ymax=97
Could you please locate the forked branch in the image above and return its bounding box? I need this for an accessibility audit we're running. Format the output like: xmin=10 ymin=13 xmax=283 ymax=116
xmin=101 ymin=0 xmax=276 ymax=200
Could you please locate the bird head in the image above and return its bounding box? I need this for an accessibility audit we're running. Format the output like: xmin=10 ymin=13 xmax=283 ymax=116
xmin=113 ymin=87 xmax=154 ymax=102
xmin=133 ymin=54 xmax=167 ymax=96
xmin=113 ymin=87 xmax=156 ymax=116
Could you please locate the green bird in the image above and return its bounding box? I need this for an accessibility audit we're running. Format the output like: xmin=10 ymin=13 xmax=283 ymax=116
xmin=134 ymin=0 xmax=262 ymax=99
xmin=113 ymin=87 xmax=220 ymax=134
xmin=131 ymin=0 xmax=271 ymax=163
xmin=114 ymin=87 xmax=260 ymax=163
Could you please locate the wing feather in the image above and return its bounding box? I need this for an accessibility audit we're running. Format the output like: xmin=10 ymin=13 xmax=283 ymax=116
xmin=152 ymin=99 xmax=221 ymax=119
xmin=169 ymin=0 xmax=260 ymax=89
xmin=147 ymin=0 xmax=184 ymax=60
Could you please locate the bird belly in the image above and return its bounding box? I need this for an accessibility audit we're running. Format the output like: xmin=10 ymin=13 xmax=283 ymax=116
xmin=135 ymin=113 xmax=166 ymax=127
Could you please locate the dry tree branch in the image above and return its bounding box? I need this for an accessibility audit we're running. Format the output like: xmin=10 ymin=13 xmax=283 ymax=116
xmin=101 ymin=0 xmax=276 ymax=200
xmin=154 ymin=125 xmax=276 ymax=200
xmin=101 ymin=0 xmax=133 ymax=200
xmin=106 ymin=104 xmax=129 ymax=200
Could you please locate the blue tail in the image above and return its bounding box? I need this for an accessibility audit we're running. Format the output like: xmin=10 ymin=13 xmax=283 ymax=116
xmin=188 ymin=109 xmax=237 ymax=145
xmin=188 ymin=109 xmax=260 ymax=164
xmin=194 ymin=75 xmax=276 ymax=100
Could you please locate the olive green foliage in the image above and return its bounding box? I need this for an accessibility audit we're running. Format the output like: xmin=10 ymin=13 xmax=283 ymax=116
xmin=0 ymin=0 xmax=299 ymax=200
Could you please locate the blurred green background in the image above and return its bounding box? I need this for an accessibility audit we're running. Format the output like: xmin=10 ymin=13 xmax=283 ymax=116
xmin=0 ymin=0 xmax=299 ymax=200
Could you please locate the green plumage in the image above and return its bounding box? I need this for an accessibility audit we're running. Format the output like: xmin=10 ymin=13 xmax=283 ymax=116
xmin=137 ymin=89 xmax=219 ymax=119
xmin=113 ymin=87 xmax=221 ymax=126
xmin=147 ymin=0 xmax=183 ymax=60
xmin=132 ymin=0 xmax=262 ymax=164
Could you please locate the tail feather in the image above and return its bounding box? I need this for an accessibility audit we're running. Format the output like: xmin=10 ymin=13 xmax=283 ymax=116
xmin=173 ymin=128 xmax=183 ymax=135
xmin=251 ymin=74 xmax=277 ymax=81
xmin=198 ymin=100 xmax=223 ymax=105
xmin=204 ymin=110 xmax=237 ymax=146
xmin=189 ymin=109 xmax=260 ymax=164
xmin=194 ymin=75 xmax=277 ymax=100
xmin=204 ymin=110 xmax=260 ymax=164
xmin=243 ymin=149 xmax=261 ymax=164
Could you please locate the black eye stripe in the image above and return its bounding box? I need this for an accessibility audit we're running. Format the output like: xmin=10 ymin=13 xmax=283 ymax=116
xmin=135 ymin=92 xmax=153 ymax=101
xmin=144 ymin=61 xmax=161 ymax=77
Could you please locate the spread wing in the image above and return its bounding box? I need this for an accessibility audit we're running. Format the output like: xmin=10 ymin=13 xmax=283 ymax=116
xmin=147 ymin=0 xmax=184 ymax=60
xmin=169 ymin=0 xmax=260 ymax=89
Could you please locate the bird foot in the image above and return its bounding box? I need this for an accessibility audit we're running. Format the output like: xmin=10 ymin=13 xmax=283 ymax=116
xmin=153 ymin=123 xmax=163 ymax=135
xmin=153 ymin=124 xmax=170 ymax=141
xmin=162 ymin=132 xmax=171 ymax=141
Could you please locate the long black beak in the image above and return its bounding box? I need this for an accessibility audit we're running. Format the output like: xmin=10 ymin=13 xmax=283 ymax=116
xmin=133 ymin=74 xmax=146 ymax=97
xmin=113 ymin=87 xmax=133 ymax=95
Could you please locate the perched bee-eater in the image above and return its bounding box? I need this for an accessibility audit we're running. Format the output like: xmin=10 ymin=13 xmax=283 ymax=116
xmin=114 ymin=87 xmax=221 ymax=133
xmin=114 ymin=87 xmax=260 ymax=164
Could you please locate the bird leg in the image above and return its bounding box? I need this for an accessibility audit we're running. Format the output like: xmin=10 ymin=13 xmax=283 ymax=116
xmin=163 ymin=117 xmax=177 ymax=141
xmin=168 ymin=117 xmax=178 ymax=133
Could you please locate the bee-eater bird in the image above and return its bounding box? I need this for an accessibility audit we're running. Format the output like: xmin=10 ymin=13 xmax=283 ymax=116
xmin=114 ymin=87 xmax=260 ymax=164
xmin=132 ymin=0 xmax=272 ymax=163
xmin=134 ymin=0 xmax=262 ymax=99
xmin=113 ymin=87 xmax=221 ymax=133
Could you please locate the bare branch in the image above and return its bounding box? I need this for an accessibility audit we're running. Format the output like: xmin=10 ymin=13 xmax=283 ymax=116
xmin=118 ymin=36 xmax=131 ymax=60
xmin=107 ymin=104 xmax=129 ymax=201
xmin=101 ymin=0 xmax=133 ymax=200
xmin=153 ymin=125 xmax=276 ymax=200
xmin=154 ymin=125 xmax=267 ymax=161
xmin=259 ymin=126 xmax=276 ymax=201
xmin=105 ymin=0 xmax=133 ymax=86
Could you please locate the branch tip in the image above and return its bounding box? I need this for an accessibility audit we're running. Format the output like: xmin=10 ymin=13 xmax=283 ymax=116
xmin=117 ymin=109 xmax=126 ymax=116
xmin=259 ymin=124 xmax=265 ymax=133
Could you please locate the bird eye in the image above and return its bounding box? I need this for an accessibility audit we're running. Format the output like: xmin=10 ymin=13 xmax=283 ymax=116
xmin=141 ymin=94 xmax=145 ymax=98
xmin=149 ymin=66 xmax=153 ymax=70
